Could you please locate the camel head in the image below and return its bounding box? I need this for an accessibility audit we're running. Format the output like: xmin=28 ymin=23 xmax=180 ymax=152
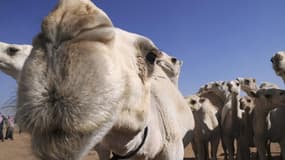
xmin=271 ymin=51 xmax=285 ymax=79
xmin=16 ymin=0 xmax=162 ymax=159
xmin=251 ymin=88 xmax=285 ymax=110
xmin=227 ymin=80 xmax=241 ymax=95
xmin=0 ymin=42 xmax=32 ymax=80
xmin=185 ymin=95 xmax=203 ymax=111
xmin=236 ymin=77 xmax=258 ymax=94
xmin=240 ymin=96 xmax=255 ymax=114
xmin=156 ymin=51 xmax=182 ymax=86
xmin=198 ymin=81 xmax=224 ymax=94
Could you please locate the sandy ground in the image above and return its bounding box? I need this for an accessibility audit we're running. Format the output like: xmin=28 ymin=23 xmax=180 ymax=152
xmin=0 ymin=129 xmax=281 ymax=160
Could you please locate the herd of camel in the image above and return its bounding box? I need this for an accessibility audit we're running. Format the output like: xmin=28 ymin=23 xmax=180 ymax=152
xmin=0 ymin=0 xmax=285 ymax=160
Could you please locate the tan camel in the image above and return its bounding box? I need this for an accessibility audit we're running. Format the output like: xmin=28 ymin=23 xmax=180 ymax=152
xmin=186 ymin=95 xmax=219 ymax=160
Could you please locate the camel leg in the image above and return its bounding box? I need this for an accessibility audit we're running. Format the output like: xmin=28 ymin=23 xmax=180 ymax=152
xmin=280 ymin=140 xmax=285 ymax=160
xmin=223 ymin=136 xmax=234 ymax=160
xmin=204 ymin=142 xmax=209 ymax=160
xmin=191 ymin=139 xmax=198 ymax=158
xmin=196 ymin=140 xmax=207 ymax=160
xmin=255 ymin=138 xmax=267 ymax=160
xmin=236 ymin=137 xmax=250 ymax=160
xmin=266 ymin=140 xmax=272 ymax=160
xmin=221 ymin=135 xmax=228 ymax=160
xmin=210 ymin=137 xmax=219 ymax=160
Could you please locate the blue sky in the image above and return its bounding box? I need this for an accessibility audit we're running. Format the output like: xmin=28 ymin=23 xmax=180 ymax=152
xmin=0 ymin=0 xmax=285 ymax=105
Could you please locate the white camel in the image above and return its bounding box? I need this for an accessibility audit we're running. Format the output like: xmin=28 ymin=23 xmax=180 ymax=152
xmin=16 ymin=0 xmax=194 ymax=160
xmin=186 ymin=94 xmax=219 ymax=160
xmin=0 ymin=42 xmax=32 ymax=81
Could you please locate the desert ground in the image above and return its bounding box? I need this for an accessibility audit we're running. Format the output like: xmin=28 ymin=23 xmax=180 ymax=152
xmin=0 ymin=128 xmax=281 ymax=160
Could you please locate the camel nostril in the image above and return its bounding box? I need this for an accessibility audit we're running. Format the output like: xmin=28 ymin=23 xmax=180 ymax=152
xmin=271 ymin=57 xmax=274 ymax=63
xmin=171 ymin=58 xmax=177 ymax=64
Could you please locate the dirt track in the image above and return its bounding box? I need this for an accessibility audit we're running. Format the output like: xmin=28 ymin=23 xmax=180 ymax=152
xmin=0 ymin=130 xmax=281 ymax=160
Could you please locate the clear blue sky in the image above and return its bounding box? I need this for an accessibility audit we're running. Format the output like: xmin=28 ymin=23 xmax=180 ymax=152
xmin=0 ymin=0 xmax=285 ymax=105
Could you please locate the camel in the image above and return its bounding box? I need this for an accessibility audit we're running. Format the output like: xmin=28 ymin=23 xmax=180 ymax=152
xmin=237 ymin=95 xmax=255 ymax=160
xmin=251 ymin=88 xmax=285 ymax=160
xmin=220 ymin=80 xmax=243 ymax=160
xmin=271 ymin=51 xmax=285 ymax=82
xmin=0 ymin=42 xmax=32 ymax=81
xmin=16 ymin=0 xmax=194 ymax=160
xmin=186 ymin=95 xmax=219 ymax=160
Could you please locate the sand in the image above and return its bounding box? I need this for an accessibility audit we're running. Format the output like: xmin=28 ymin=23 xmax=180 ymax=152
xmin=0 ymin=130 xmax=281 ymax=160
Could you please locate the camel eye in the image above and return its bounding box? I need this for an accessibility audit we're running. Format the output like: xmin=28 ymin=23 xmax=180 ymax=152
xmin=247 ymin=99 xmax=251 ymax=103
xmin=146 ymin=52 xmax=156 ymax=64
xmin=236 ymin=82 xmax=240 ymax=86
xmin=245 ymin=80 xmax=250 ymax=85
xmin=6 ymin=47 xmax=19 ymax=56
xmin=146 ymin=49 xmax=161 ymax=65
xmin=190 ymin=100 xmax=197 ymax=105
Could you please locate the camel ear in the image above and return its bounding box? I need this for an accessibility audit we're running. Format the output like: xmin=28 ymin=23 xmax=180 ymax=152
xmin=146 ymin=51 xmax=160 ymax=65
